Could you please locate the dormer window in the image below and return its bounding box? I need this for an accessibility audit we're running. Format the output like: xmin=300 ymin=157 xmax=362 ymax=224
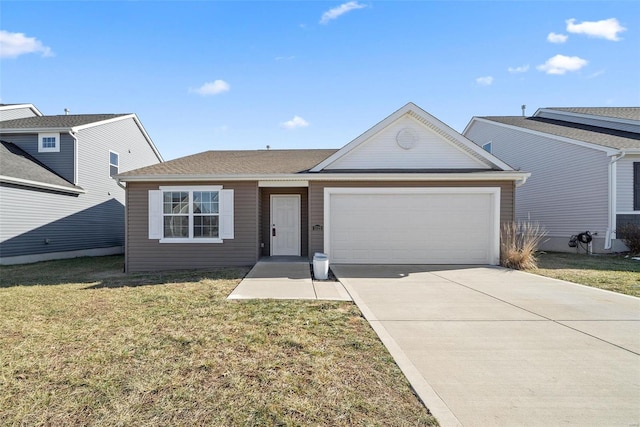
xmin=38 ymin=132 xmax=60 ymax=152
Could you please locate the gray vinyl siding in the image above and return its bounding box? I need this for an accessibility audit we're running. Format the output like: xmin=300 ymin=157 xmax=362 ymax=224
xmin=308 ymin=180 xmax=514 ymax=257
xmin=0 ymin=117 xmax=162 ymax=261
xmin=260 ymin=187 xmax=309 ymax=257
xmin=616 ymin=155 xmax=640 ymax=213
xmin=125 ymin=181 xmax=259 ymax=273
xmin=0 ymin=183 xmax=123 ymax=259
xmin=0 ymin=107 xmax=38 ymax=121
xmin=536 ymin=111 xmax=640 ymax=134
xmin=0 ymin=133 xmax=76 ymax=183
xmin=465 ymin=121 xmax=610 ymax=237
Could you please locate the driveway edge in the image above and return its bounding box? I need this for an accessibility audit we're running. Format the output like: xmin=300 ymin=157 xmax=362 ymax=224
xmin=340 ymin=279 xmax=463 ymax=427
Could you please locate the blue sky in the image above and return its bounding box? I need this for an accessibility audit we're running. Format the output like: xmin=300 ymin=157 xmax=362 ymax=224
xmin=1 ymin=1 xmax=639 ymax=160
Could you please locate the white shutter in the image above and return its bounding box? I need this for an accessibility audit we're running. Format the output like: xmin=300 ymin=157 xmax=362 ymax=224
xmin=148 ymin=190 xmax=163 ymax=239
xmin=220 ymin=189 xmax=234 ymax=239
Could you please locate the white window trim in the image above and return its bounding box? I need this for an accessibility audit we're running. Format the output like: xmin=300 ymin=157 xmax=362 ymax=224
xmin=109 ymin=150 xmax=119 ymax=177
xmin=38 ymin=132 xmax=60 ymax=153
xmin=159 ymin=185 xmax=223 ymax=243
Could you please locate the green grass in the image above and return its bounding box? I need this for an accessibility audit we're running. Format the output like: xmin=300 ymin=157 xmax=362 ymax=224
xmin=528 ymin=252 xmax=640 ymax=297
xmin=0 ymin=256 xmax=436 ymax=426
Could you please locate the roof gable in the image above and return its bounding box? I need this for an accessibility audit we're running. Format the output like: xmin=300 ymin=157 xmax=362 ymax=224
xmin=311 ymin=103 xmax=512 ymax=172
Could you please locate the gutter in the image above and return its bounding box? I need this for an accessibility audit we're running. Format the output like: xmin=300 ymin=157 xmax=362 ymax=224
xmin=0 ymin=175 xmax=85 ymax=195
xmin=606 ymin=151 xmax=626 ymax=249
xmin=117 ymin=171 xmax=531 ymax=183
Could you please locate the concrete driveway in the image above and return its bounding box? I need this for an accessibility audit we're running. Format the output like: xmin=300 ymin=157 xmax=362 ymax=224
xmin=331 ymin=265 xmax=640 ymax=427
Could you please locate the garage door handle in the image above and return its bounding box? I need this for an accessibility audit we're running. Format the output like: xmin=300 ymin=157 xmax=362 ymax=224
xmin=272 ymin=228 xmax=276 ymax=237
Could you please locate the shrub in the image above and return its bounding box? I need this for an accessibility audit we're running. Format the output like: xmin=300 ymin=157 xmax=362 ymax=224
xmin=617 ymin=223 xmax=640 ymax=256
xmin=500 ymin=221 xmax=548 ymax=270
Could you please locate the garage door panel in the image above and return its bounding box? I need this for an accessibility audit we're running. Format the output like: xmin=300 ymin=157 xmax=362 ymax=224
xmin=327 ymin=190 xmax=498 ymax=265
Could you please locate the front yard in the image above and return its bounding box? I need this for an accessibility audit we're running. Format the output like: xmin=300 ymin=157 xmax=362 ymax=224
xmin=0 ymin=256 xmax=436 ymax=426
xmin=529 ymin=252 xmax=640 ymax=297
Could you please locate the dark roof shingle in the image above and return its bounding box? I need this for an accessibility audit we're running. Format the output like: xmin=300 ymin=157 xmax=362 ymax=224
xmin=120 ymin=149 xmax=338 ymax=177
xmin=479 ymin=116 xmax=640 ymax=150
xmin=0 ymin=114 xmax=128 ymax=130
xmin=547 ymin=107 xmax=640 ymax=121
xmin=0 ymin=141 xmax=82 ymax=191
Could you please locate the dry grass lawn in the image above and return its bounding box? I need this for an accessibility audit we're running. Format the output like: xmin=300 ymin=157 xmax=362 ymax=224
xmin=0 ymin=256 xmax=436 ymax=426
xmin=529 ymin=252 xmax=640 ymax=297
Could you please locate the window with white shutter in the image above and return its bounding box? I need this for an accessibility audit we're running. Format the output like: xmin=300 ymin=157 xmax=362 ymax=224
xmin=148 ymin=186 xmax=234 ymax=243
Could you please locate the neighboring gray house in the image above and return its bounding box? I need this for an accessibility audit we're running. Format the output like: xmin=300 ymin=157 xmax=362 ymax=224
xmin=0 ymin=104 xmax=163 ymax=264
xmin=463 ymin=107 xmax=640 ymax=253
xmin=0 ymin=103 xmax=42 ymax=121
xmin=117 ymin=103 xmax=529 ymax=273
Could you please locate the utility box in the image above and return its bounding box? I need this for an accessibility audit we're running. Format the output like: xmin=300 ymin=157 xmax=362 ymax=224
xmin=313 ymin=253 xmax=329 ymax=280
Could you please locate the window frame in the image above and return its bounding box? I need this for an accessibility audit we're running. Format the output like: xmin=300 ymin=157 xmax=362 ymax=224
xmin=159 ymin=185 xmax=223 ymax=243
xmin=109 ymin=150 xmax=119 ymax=177
xmin=634 ymin=162 xmax=640 ymax=211
xmin=482 ymin=141 xmax=492 ymax=153
xmin=38 ymin=132 xmax=60 ymax=153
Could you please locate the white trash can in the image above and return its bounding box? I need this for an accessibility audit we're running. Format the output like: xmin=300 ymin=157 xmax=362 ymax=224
xmin=313 ymin=252 xmax=329 ymax=280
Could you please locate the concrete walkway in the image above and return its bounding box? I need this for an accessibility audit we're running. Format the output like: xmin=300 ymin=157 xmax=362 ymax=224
xmin=228 ymin=258 xmax=351 ymax=301
xmin=332 ymin=264 xmax=640 ymax=427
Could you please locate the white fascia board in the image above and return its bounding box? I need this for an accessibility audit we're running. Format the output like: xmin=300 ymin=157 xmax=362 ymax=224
xmin=73 ymin=114 xmax=164 ymax=162
xmin=310 ymin=103 xmax=414 ymax=171
xmin=311 ymin=102 xmax=511 ymax=172
xmin=259 ymin=180 xmax=309 ymax=187
xmin=0 ymin=175 xmax=85 ymax=194
xmin=470 ymin=117 xmax=620 ymax=155
xmin=118 ymin=171 xmax=530 ymax=183
xmin=0 ymin=103 xmax=43 ymax=116
xmin=537 ymin=108 xmax=640 ymax=127
xmin=0 ymin=126 xmax=71 ymax=133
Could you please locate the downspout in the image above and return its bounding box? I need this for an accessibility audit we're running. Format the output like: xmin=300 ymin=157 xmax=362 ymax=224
xmin=606 ymin=151 xmax=626 ymax=249
xmin=69 ymin=131 xmax=79 ymax=185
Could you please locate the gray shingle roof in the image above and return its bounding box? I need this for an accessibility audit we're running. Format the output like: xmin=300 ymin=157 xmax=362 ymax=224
xmin=0 ymin=114 xmax=128 ymax=129
xmin=546 ymin=107 xmax=640 ymax=121
xmin=120 ymin=149 xmax=339 ymax=177
xmin=0 ymin=141 xmax=83 ymax=192
xmin=479 ymin=116 xmax=640 ymax=150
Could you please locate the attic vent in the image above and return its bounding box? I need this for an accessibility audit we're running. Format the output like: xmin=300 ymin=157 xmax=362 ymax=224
xmin=396 ymin=127 xmax=419 ymax=150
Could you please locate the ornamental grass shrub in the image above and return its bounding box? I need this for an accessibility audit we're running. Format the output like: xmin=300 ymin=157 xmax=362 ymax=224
xmin=500 ymin=221 xmax=548 ymax=270
xmin=617 ymin=223 xmax=640 ymax=256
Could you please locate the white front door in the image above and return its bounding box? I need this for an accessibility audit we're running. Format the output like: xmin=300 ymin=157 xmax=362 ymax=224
xmin=271 ymin=195 xmax=300 ymax=256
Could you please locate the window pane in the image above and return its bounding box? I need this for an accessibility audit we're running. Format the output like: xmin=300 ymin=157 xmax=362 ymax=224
xmin=110 ymin=152 xmax=119 ymax=166
xmin=163 ymin=192 xmax=189 ymax=214
xmin=164 ymin=216 xmax=189 ymax=238
xmin=193 ymin=191 xmax=218 ymax=214
xmin=110 ymin=165 xmax=118 ymax=177
xmin=193 ymin=215 xmax=219 ymax=238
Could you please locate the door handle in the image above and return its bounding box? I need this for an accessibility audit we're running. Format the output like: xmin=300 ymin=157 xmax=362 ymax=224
xmin=272 ymin=228 xmax=276 ymax=237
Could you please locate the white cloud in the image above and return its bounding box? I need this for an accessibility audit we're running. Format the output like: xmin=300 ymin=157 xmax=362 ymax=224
xmin=476 ymin=76 xmax=494 ymax=86
xmin=566 ymin=18 xmax=626 ymax=41
xmin=508 ymin=64 xmax=530 ymax=73
xmin=547 ymin=32 xmax=568 ymax=43
xmin=280 ymin=115 xmax=309 ymax=129
xmin=191 ymin=80 xmax=230 ymax=96
xmin=0 ymin=30 xmax=53 ymax=59
xmin=537 ymin=54 xmax=588 ymax=75
xmin=320 ymin=1 xmax=367 ymax=24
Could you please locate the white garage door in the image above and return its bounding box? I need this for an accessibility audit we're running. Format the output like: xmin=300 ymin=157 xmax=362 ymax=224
xmin=325 ymin=188 xmax=500 ymax=265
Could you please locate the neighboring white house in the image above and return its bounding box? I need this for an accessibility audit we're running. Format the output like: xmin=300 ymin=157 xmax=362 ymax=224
xmin=463 ymin=107 xmax=640 ymax=253
xmin=0 ymin=104 xmax=164 ymax=264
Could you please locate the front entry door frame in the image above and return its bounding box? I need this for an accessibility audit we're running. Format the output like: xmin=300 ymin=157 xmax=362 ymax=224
xmin=270 ymin=194 xmax=301 ymax=256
